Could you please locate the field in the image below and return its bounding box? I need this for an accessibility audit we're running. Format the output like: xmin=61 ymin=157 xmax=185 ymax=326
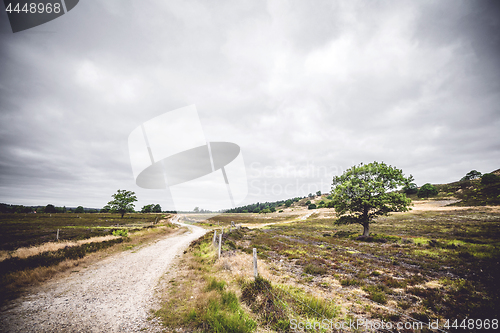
xmin=0 ymin=212 xmax=177 ymax=306
xmin=157 ymin=205 xmax=500 ymax=332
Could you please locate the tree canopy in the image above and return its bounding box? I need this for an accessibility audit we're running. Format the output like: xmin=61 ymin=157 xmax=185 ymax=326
xmin=461 ymin=170 xmax=482 ymax=181
xmin=330 ymin=161 xmax=413 ymax=237
xmin=417 ymin=183 xmax=438 ymax=198
xmin=107 ymin=190 xmax=137 ymax=218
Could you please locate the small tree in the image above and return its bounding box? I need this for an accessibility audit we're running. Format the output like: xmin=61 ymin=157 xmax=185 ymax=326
xmin=45 ymin=204 xmax=56 ymax=214
xmin=316 ymin=190 xmax=322 ymax=196
xmin=153 ymin=204 xmax=162 ymax=213
xmin=402 ymin=182 xmax=418 ymax=195
xmin=285 ymin=199 xmax=292 ymax=207
xmin=461 ymin=170 xmax=482 ymax=181
xmin=417 ymin=183 xmax=438 ymax=198
xmin=74 ymin=206 xmax=85 ymax=213
xmin=330 ymin=162 xmax=413 ymax=237
xmin=308 ymin=203 xmax=317 ymax=210
xmin=141 ymin=204 xmax=154 ymax=213
xmin=107 ymin=190 xmax=137 ymax=218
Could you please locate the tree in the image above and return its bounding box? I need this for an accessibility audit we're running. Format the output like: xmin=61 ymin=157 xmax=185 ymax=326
xmin=193 ymin=207 xmax=200 ymax=213
xmin=308 ymin=203 xmax=317 ymax=210
xmin=107 ymin=190 xmax=137 ymax=218
xmin=45 ymin=204 xmax=56 ymax=214
xmin=461 ymin=170 xmax=482 ymax=181
xmin=316 ymin=190 xmax=322 ymax=196
xmin=285 ymin=199 xmax=292 ymax=207
xmin=153 ymin=204 xmax=162 ymax=213
xmin=417 ymin=183 xmax=438 ymax=198
xmin=330 ymin=162 xmax=413 ymax=237
xmin=141 ymin=204 xmax=154 ymax=213
xmin=402 ymin=182 xmax=418 ymax=195
xmin=74 ymin=206 xmax=85 ymax=213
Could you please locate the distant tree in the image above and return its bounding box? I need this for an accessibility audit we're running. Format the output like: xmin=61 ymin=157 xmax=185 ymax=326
xmin=308 ymin=193 xmax=315 ymax=198
xmin=417 ymin=183 xmax=438 ymax=198
xmin=308 ymin=203 xmax=317 ymax=210
xmin=153 ymin=204 xmax=162 ymax=213
xmin=403 ymin=182 xmax=418 ymax=195
xmin=260 ymin=208 xmax=271 ymax=214
xmin=74 ymin=206 xmax=85 ymax=213
xmin=461 ymin=170 xmax=482 ymax=181
xmin=242 ymin=209 xmax=248 ymax=213
xmin=107 ymin=190 xmax=137 ymax=218
xmin=481 ymin=173 xmax=500 ymax=185
xmin=45 ymin=204 xmax=56 ymax=214
xmin=305 ymin=200 xmax=311 ymax=205
xmin=193 ymin=207 xmax=200 ymax=213
xmin=316 ymin=190 xmax=322 ymax=196
xmin=330 ymin=162 xmax=413 ymax=237
xmin=285 ymin=199 xmax=293 ymax=207
xmin=141 ymin=204 xmax=154 ymax=213
xmin=253 ymin=207 xmax=260 ymax=213
xmin=100 ymin=205 xmax=111 ymax=213
xmin=270 ymin=206 xmax=276 ymax=213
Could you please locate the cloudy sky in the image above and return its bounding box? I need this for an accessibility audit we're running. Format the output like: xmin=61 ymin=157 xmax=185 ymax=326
xmin=0 ymin=0 xmax=499 ymax=211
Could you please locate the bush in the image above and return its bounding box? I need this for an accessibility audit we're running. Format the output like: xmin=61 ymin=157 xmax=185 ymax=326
xmin=307 ymin=204 xmax=317 ymax=210
xmin=304 ymin=263 xmax=326 ymax=275
xmin=112 ymin=229 xmax=128 ymax=237
xmin=417 ymin=183 xmax=438 ymax=198
xmin=403 ymin=183 xmax=418 ymax=195
xmin=481 ymin=173 xmax=500 ymax=185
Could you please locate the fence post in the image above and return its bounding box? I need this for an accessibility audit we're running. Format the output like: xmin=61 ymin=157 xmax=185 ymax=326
xmin=56 ymin=229 xmax=59 ymax=241
xmin=218 ymin=233 xmax=222 ymax=259
xmin=253 ymin=248 xmax=258 ymax=279
xmin=213 ymin=230 xmax=217 ymax=247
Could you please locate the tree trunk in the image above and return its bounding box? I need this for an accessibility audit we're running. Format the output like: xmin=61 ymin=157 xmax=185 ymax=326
xmin=362 ymin=223 xmax=370 ymax=237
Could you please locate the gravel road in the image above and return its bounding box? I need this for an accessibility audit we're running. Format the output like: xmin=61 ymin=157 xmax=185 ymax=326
xmin=0 ymin=219 xmax=206 ymax=333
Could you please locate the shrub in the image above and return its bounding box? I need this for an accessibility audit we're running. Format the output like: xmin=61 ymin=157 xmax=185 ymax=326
xmin=417 ymin=183 xmax=438 ymax=198
xmin=304 ymin=264 xmax=326 ymax=275
xmin=112 ymin=229 xmax=128 ymax=237
xmin=481 ymin=173 xmax=500 ymax=185
xmin=307 ymin=204 xmax=317 ymax=210
xmin=403 ymin=182 xmax=418 ymax=195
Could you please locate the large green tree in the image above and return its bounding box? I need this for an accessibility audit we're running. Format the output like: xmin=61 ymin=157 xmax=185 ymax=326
xmin=330 ymin=162 xmax=413 ymax=237
xmin=107 ymin=190 xmax=137 ymax=218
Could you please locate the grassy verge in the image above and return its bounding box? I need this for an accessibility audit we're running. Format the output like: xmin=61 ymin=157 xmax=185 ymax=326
xmin=155 ymin=231 xmax=345 ymax=332
xmin=0 ymin=220 xmax=180 ymax=306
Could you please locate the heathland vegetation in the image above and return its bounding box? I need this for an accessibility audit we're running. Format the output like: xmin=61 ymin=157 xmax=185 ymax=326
xmin=156 ymin=166 xmax=500 ymax=332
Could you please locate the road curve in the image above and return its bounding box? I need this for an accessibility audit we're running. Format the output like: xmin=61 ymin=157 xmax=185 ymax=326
xmin=0 ymin=218 xmax=206 ymax=333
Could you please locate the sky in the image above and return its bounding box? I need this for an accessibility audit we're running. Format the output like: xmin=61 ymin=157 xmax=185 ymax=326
xmin=0 ymin=0 xmax=499 ymax=211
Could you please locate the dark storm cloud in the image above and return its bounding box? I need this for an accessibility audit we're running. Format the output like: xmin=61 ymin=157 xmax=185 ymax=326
xmin=0 ymin=0 xmax=499 ymax=209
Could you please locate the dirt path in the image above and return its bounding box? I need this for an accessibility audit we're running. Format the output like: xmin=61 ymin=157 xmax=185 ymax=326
xmin=0 ymin=218 xmax=206 ymax=333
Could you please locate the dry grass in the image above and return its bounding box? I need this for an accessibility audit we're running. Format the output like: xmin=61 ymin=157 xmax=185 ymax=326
xmin=0 ymin=235 xmax=120 ymax=262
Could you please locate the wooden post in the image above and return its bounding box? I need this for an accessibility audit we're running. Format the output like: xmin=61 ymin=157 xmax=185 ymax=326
xmin=213 ymin=230 xmax=217 ymax=246
xmin=155 ymin=216 xmax=158 ymax=224
xmin=218 ymin=233 xmax=222 ymax=259
xmin=253 ymin=248 xmax=258 ymax=279
xmin=56 ymin=229 xmax=59 ymax=241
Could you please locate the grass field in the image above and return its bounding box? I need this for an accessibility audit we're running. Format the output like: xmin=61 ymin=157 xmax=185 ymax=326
xmin=157 ymin=206 xmax=500 ymax=332
xmin=0 ymin=212 xmax=178 ymax=306
xmin=0 ymin=212 xmax=170 ymax=251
